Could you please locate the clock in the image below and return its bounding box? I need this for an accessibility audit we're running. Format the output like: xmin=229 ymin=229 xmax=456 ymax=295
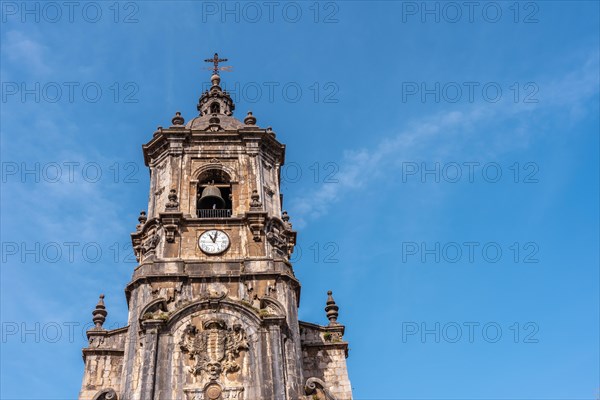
xmin=198 ymin=230 xmax=230 ymax=255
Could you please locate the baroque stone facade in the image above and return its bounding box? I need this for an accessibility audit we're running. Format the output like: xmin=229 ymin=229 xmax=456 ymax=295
xmin=78 ymin=63 xmax=352 ymax=400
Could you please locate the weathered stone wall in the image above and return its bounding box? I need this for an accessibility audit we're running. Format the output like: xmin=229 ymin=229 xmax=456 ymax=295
xmin=145 ymin=138 xmax=281 ymax=224
xmin=79 ymin=354 xmax=123 ymax=399
xmin=78 ymin=327 xmax=127 ymax=399
xmin=300 ymin=322 xmax=353 ymax=400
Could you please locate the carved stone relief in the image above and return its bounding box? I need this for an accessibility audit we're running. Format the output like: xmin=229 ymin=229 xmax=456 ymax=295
xmin=179 ymin=319 xmax=249 ymax=381
xmin=140 ymin=230 xmax=161 ymax=260
xmin=305 ymin=377 xmax=338 ymax=400
xmin=265 ymin=218 xmax=295 ymax=256
xmin=183 ymin=384 xmax=244 ymax=400
xmin=150 ymin=282 xmax=183 ymax=303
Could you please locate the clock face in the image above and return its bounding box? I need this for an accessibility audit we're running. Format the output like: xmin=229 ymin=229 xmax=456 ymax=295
xmin=198 ymin=230 xmax=230 ymax=255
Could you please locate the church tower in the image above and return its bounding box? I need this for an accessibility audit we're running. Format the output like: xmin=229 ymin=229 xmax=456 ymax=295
xmin=78 ymin=55 xmax=352 ymax=400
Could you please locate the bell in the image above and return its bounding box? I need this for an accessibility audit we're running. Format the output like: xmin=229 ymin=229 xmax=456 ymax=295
xmin=199 ymin=183 xmax=226 ymax=209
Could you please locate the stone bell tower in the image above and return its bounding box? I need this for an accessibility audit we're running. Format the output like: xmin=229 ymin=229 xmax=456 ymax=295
xmin=77 ymin=55 xmax=352 ymax=400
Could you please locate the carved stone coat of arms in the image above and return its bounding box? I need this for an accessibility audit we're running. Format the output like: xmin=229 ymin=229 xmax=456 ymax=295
xmin=179 ymin=319 xmax=249 ymax=381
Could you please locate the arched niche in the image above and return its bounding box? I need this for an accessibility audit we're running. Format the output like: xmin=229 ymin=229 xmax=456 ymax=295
xmin=192 ymin=165 xmax=237 ymax=218
xmin=160 ymin=300 xmax=264 ymax=398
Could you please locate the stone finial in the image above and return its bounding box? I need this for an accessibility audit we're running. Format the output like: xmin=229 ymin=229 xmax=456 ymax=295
xmin=92 ymin=294 xmax=107 ymax=329
xmin=197 ymin=54 xmax=235 ymax=117
xmin=282 ymin=211 xmax=292 ymax=229
xmin=136 ymin=211 xmax=147 ymax=231
xmin=244 ymin=111 xmax=257 ymax=125
xmin=324 ymin=291 xmax=339 ymax=325
xmin=165 ymin=189 xmax=179 ymax=211
xmin=250 ymin=189 xmax=262 ymax=209
xmin=171 ymin=111 xmax=184 ymax=126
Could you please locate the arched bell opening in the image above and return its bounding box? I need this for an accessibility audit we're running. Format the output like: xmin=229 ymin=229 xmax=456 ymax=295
xmin=196 ymin=169 xmax=232 ymax=218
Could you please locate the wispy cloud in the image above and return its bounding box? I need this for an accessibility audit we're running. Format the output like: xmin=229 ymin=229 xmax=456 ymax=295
xmin=290 ymin=50 xmax=600 ymax=227
xmin=1 ymin=30 xmax=52 ymax=76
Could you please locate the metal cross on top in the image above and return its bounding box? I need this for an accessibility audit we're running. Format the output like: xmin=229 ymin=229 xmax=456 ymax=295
xmin=204 ymin=53 xmax=232 ymax=75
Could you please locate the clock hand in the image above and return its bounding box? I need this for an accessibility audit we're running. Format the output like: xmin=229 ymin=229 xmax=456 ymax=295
xmin=210 ymin=232 xmax=217 ymax=243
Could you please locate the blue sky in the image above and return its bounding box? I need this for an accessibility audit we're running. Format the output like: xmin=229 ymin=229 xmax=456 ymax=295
xmin=1 ymin=1 xmax=598 ymax=399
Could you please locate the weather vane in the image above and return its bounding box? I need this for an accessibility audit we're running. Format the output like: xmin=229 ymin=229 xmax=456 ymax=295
xmin=204 ymin=53 xmax=232 ymax=75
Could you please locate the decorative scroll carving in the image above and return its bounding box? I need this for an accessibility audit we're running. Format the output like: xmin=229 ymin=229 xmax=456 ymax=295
xmin=305 ymin=378 xmax=338 ymax=400
xmin=266 ymin=227 xmax=285 ymax=249
xmin=180 ymin=319 xmax=249 ymax=381
xmin=92 ymin=388 xmax=118 ymax=400
xmin=141 ymin=232 xmax=160 ymax=254
xmin=265 ymin=217 xmax=296 ymax=256
xmin=132 ymin=218 xmax=173 ymax=260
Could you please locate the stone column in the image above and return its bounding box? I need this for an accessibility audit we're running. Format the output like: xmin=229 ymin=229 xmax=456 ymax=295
xmin=264 ymin=317 xmax=287 ymax=400
xmin=139 ymin=320 xmax=163 ymax=400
